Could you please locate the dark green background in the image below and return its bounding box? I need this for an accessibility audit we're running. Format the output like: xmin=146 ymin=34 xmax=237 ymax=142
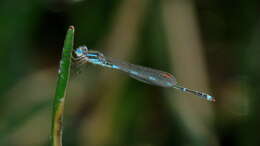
xmin=0 ymin=0 xmax=259 ymax=146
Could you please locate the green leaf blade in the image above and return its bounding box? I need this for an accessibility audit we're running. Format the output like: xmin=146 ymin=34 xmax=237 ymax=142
xmin=51 ymin=26 xmax=75 ymax=146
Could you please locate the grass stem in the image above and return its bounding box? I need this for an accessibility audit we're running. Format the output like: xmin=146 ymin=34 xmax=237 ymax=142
xmin=50 ymin=26 xmax=75 ymax=146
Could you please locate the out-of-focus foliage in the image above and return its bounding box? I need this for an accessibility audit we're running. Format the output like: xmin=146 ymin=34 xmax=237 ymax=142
xmin=0 ymin=0 xmax=259 ymax=146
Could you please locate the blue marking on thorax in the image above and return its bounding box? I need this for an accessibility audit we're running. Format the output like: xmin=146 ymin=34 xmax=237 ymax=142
xmin=88 ymin=59 xmax=102 ymax=65
xmin=88 ymin=58 xmax=114 ymax=68
xmin=87 ymin=54 xmax=98 ymax=57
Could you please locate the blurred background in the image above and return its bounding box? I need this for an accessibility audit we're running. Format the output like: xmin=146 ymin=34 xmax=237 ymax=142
xmin=0 ymin=0 xmax=259 ymax=145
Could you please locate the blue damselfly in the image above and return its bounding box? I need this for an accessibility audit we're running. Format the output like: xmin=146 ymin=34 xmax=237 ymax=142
xmin=74 ymin=46 xmax=215 ymax=102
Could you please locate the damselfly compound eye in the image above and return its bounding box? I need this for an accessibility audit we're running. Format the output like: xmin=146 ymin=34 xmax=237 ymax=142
xmin=75 ymin=46 xmax=88 ymax=57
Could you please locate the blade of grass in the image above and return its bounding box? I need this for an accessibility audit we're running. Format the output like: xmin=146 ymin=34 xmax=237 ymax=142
xmin=51 ymin=26 xmax=75 ymax=146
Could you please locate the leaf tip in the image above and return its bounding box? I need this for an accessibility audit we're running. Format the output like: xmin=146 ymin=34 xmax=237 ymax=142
xmin=69 ymin=25 xmax=75 ymax=31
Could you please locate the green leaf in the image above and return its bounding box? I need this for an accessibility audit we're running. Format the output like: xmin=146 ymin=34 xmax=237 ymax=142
xmin=50 ymin=26 xmax=75 ymax=146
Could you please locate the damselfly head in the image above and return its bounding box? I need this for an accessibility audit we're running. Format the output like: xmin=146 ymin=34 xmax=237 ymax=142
xmin=75 ymin=46 xmax=88 ymax=58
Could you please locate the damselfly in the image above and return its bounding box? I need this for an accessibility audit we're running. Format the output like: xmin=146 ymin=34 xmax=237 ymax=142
xmin=74 ymin=46 xmax=215 ymax=102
